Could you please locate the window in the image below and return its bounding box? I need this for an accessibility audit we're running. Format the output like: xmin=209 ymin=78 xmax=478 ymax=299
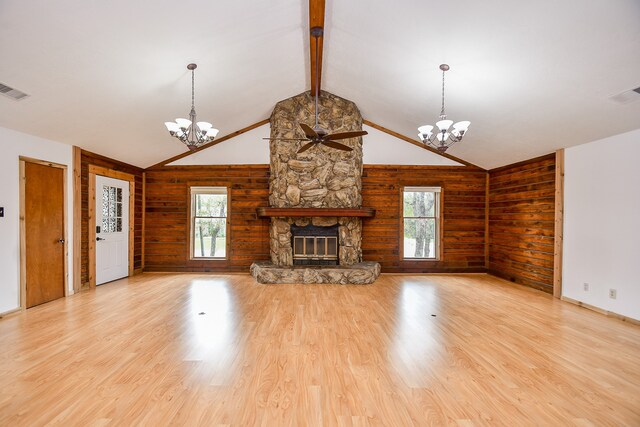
xmin=190 ymin=187 xmax=228 ymax=259
xmin=403 ymin=187 xmax=441 ymax=259
xmin=101 ymin=185 xmax=123 ymax=233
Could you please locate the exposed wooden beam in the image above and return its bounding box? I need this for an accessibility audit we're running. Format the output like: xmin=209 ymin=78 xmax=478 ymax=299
xmin=309 ymin=0 xmax=325 ymax=95
xmin=147 ymin=119 xmax=270 ymax=170
xmin=362 ymin=119 xmax=484 ymax=169
xmin=553 ymin=148 xmax=565 ymax=299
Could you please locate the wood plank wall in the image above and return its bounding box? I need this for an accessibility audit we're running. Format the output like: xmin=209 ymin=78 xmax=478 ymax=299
xmin=144 ymin=166 xmax=271 ymax=272
xmin=80 ymin=150 xmax=144 ymax=286
xmin=143 ymin=165 xmax=487 ymax=273
xmin=362 ymin=166 xmax=487 ymax=272
xmin=488 ymin=154 xmax=556 ymax=293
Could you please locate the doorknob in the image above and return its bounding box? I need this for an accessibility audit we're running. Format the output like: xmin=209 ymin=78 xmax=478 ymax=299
xmin=58 ymin=239 xmax=65 ymax=244
xmin=96 ymin=237 xmax=105 ymax=241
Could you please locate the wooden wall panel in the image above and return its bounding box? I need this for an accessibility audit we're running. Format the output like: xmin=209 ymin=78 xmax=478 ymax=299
xmin=143 ymin=166 xmax=271 ymax=272
xmin=488 ymin=154 xmax=556 ymax=293
xmin=80 ymin=150 xmax=144 ymax=286
xmin=361 ymin=166 xmax=487 ymax=272
xmin=143 ymin=164 xmax=487 ymax=274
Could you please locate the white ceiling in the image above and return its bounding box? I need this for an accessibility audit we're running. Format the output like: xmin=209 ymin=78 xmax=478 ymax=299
xmin=168 ymin=123 xmax=462 ymax=166
xmin=1 ymin=0 xmax=639 ymax=169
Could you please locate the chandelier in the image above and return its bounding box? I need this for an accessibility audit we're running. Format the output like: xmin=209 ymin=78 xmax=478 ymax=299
xmin=165 ymin=63 xmax=219 ymax=151
xmin=418 ymin=64 xmax=470 ymax=153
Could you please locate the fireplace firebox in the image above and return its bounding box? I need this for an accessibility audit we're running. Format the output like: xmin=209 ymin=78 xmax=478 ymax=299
xmin=291 ymin=224 xmax=339 ymax=266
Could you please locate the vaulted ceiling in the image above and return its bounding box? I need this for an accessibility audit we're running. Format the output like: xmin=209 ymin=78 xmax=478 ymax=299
xmin=1 ymin=0 xmax=639 ymax=169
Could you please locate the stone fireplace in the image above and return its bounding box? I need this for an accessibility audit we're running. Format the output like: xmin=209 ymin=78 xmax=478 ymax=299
xmin=291 ymin=223 xmax=339 ymax=266
xmin=250 ymin=91 xmax=381 ymax=284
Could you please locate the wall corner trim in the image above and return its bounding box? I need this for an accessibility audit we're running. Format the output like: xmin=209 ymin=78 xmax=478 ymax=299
xmin=553 ymin=149 xmax=564 ymax=299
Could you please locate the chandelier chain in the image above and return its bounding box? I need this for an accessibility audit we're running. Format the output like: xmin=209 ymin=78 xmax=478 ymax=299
xmin=440 ymin=69 xmax=446 ymax=118
xmin=191 ymin=69 xmax=195 ymax=110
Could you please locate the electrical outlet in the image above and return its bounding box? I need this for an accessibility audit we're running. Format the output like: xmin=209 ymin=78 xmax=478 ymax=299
xmin=583 ymin=282 xmax=589 ymax=291
xmin=609 ymin=289 xmax=617 ymax=299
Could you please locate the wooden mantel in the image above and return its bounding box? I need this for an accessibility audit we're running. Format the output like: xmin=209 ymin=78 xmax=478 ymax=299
xmin=256 ymin=207 xmax=375 ymax=218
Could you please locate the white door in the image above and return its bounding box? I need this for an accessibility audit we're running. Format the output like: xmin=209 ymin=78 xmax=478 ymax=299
xmin=96 ymin=175 xmax=129 ymax=285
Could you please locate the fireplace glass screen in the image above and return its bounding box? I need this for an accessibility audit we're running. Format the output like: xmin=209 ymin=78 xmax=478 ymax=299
xmin=291 ymin=224 xmax=339 ymax=266
xmin=293 ymin=236 xmax=338 ymax=260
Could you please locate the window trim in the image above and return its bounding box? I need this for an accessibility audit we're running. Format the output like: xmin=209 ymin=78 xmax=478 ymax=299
xmin=400 ymin=186 xmax=443 ymax=261
xmin=189 ymin=185 xmax=230 ymax=261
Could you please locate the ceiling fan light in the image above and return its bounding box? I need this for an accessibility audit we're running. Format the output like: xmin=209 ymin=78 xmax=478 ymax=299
xmin=176 ymin=118 xmax=192 ymax=129
xmin=436 ymin=119 xmax=453 ymax=132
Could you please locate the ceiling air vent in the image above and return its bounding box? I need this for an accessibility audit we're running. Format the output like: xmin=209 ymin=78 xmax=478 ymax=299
xmin=609 ymin=87 xmax=640 ymax=105
xmin=0 ymin=82 xmax=29 ymax=101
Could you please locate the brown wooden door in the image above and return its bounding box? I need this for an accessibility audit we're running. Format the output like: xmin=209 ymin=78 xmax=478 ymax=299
xmin=25 ymin=162 xmax=65 ymax=308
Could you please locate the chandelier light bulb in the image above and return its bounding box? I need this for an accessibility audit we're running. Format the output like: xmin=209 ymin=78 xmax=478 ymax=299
xmin=417 ymin=64 xmax=470 ymax=153
xmin=436 ymin=119 xmax=453 ymax=132
xmin=437 ymin=132 xmax=450 ymax=142
xmin=165 ymin=63 xmax=218 ymax=151
xmin=164 ymin=122 xmax=180 ymax=133
xmin=175 ymin=118 xmax=192 ymax=129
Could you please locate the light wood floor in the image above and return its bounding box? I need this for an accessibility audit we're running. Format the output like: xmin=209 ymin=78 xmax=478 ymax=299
xmin=0 ymin=273 xmax=638 ymax=426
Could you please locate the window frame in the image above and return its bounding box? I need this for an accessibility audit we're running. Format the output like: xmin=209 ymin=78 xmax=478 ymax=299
xmin=401 ymin=186 xmax=443 ymax=261
xmin=189 ymin=186 xmax=230 ymax=261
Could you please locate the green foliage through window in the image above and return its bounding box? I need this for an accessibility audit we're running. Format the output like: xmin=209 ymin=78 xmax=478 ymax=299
xmin=403 ymin=189 xmax=440 ymax=259
xmin=192 ymin=189 xmax=227 ymax=258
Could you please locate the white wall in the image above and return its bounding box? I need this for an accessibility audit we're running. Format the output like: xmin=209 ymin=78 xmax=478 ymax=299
xmin=563 ymin=129 xmax=640 ymax=320
xmin=0 ymin=126 xmax=74 ymax=314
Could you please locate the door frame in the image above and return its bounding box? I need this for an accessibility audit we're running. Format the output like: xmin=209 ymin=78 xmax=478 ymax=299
xmin=19 ymin=157 xmax=69 ymax=310
xmin=88 ymin=165 xmax=135 ymax=288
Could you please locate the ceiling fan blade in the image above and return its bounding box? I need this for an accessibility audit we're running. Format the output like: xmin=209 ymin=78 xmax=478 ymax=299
xmin=321 ymin=141 xmax=353 ymax=152
xmin=299 ymin=123 xmax=319 ymax=140
xmin=323 ymin=130 xmax=368 ymax=141
xmin=297 ymin=141 xmax=316 ymax=153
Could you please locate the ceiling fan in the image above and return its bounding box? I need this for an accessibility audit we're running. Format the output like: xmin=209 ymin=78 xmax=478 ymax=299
xmin=264 ymin=26 xmax=367 ymax=153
